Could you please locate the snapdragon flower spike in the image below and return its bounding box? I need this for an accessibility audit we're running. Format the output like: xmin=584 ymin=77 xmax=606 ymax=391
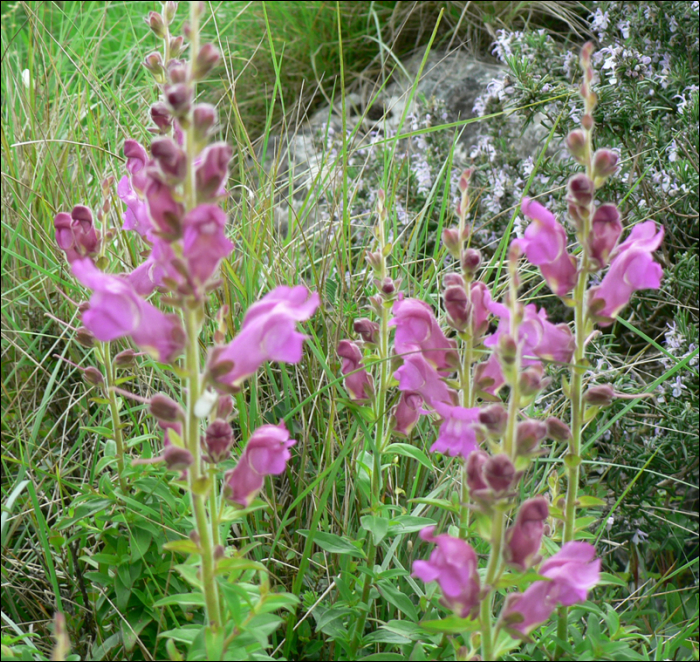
xmin=588 ymin=221 xmax=664 ymax=325
xmin=208 ymin=286 xmax=319 ymax=392
xmin=412 ymin=526 xmax=482 ymax=618
xmin=503 ymin=497 xmax=549 ymax=571
xmin=430 ymin=402 xmax=481 ymax=458
xmin=224 ymin=421 xmax=296 ymax=507
xmin=501 ymin=542 xmax=601 ymax=639
xmin=390 ymin=298 xmax=458 ymax=375
xmin=54 ymin=206 xmax=100 ymax=264
xmin=518 ymin=198 xmax=578 ymax=298
xmin=72 ymin=258 xmax=185 ymax=362
xmin=391 ymin=391 xmax=423 ymax=436
xmin=337 ymin=340 xmax=374 ymax=402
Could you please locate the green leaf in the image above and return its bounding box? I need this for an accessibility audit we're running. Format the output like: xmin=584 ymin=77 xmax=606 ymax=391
xmin=420 ymin=615 xmax=480 ymax=634
xmin=384 ymin=443 xmax=434 ymax=471
xmin=131 ymin=527 xmax=152 ymax=562
xmin=408 ymin=498 xmax=459 ymax=514
xmin=153 ymin=593 xmax=206 ymax=608
xmin=297 ymin=530 xmax=366 ymax=558
xmin=121 ymin=613 xmax=152 ymax=653
xmin=376 ymin=580 xmax=418 ymax=621
xmin=361 ymin=515 xmax=390 ymax=545
xmin=216 ymin=557 xmax=268 ymax=574
xmin=387 ymin=515 xmax=436 ymax=535
xmin=578 ymin=495 xmax=607 ymax=507
xmin=158 ymin=626 xmax=201 ymax=644
xmin=163 ymin=539 xmax=200 ymax=555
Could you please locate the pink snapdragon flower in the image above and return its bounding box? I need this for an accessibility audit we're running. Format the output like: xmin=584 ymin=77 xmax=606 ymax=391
xmin=430 ymin=402 xmax=481 ymax=458
xmin=71 ymin=258 xmax=185 ymax=362
xmin=391 ymin=391 xmax=423 ymax=436
xmin=390 ymin=298 xmax=458 ymax=375
xmin=518 ymin=198 xmax=578 ymax=298
xmin=54 ymin=206 xmax=100 ymax=264
xmin=117 ymin=175 xmax=153 ymax=237
xmin=412 ymin=526 xmax=482 ymax=618
xmin=182 ymin=204 xmax=234 ymax=285
xmin=209 ymin=286 xmax=319 ymax=391
xmin=588 ymin=221 xmax=664 ymax=325
xmin=503 ymin=497 xmax=549 ymax=571
xmin=224 ymin=421 xmax=296 ymax=507
xmin=587 ymin=203 xmax=623 ymax=269
xmin=123 ymin=139 xmax=150 ymax=194
xmin=501 ymin=541 xmax=601 ymax=638
xmin=337 ymin=340 xmax=374 ymax=402
xmin=394 ymin=352 xmax=455 ymax=407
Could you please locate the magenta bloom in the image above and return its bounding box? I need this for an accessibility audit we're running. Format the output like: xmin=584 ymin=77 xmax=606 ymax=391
xmin=588 ymin=221 xmax=664 ymax=325
xmin=391 ymin=391 xmax=423 ymax=436
xmin=337 ymin=340 xmax=374 ymax=402
xmin=390 ymin=297 xmax=458 ymax=375
xmin=518 ymin=198 xmax=578 ymax=298
xmin=123 ymin=139 xmax=150 ymax=193
xmin=144 ymin=177 xmax=185 ymax=238
xmin=412 ymin=526 xmax=482 ymax=618
xmin=430 ymin=402 xmax=481 ymax=458
xmin=474 ymin=353 xmax=506 ymax=396
xmin=72 ymin=258 xmax=185 ymax=362
xmin=224 ymin=421 xmax=296 ymax=507
xmin=117 ymin=176 xmax=153 ymax=237
xmin=501 ymin=541 xmax=601 ymax=638
xmin=503 ymin=497 xmax=549 ymax=571
xmin=195 ymin=142 xmax=231 ymax=200
xmin=182 ymin=204 xmax=234 ymax=285
xmin=209 ymin=286 xmax=319 ymax=391
xmin=587 ymin=204 xmax=622 ymax=269
xmin=54 ymin=206 xmax=100 ymax=264
xmin=394 ymin=352 xmax=455 ymax=407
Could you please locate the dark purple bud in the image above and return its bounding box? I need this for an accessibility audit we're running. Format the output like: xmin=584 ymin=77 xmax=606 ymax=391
xmin=145 ymin=11 xmax=167 ymax=39
xmin=163 ymin=445 xmax=193 ymax=471
xmin=592 ymin=149 xmax=619 ymax=180
xmin=216 ymin=395 xmax=234 ymax=420
xmin=516 ymin=419 xmax=548 ymax=455
xmin=483 ymin=454 xmax=516 ymax=494
xmin=195 ymin=142 xmax=231 ymax=201
xmin=479 ymin=404 xmax=508 ymax=438
xmin=151 ymin=137 xmax=187 ymax=181
xmin=584 ymin=384 xmax=615 ymax=406
xmin=193 ymin=43 xmax=220 ymax=80
xmin=204 ymin=419 xmax=234 ymax=463
xmin=442 ymin=227 xmax=461 ymax=259
xmin=213 ymin=544 xmax=225 ymax=560
xmin=442 ymin=273 xmax=463 ymax=289
xmin=378 ymin=277 xmax=396 ymax=296
xmin=354 ymin=318 xmax=379 ymax=345
xmin=75 ymin=326 xmax=95 ymax=348
xmin=83 ymin=366 xmax=104 ymax=386
xmin=150 ymin=102 xmax=173 ymax=132
xmin=192 ymin=103 xmax=217 ymax=140
xmin=167 ymin=60 xmax=188 ymax=84
xmin=565 ymin=129 xmax=587 ymax=163
xmin=546 ymin=417 xmax=572 ymax=442
xmin=466 ymin=449 xmax=489 ymax=494
xmin=567 ymin=174 xmax=595 ymax=207
xmin=461 ymin=248 xmax=482 ymax=277
xmin=150 ymin=393 xmax=184 ymax=423
xmin=444 ymin=285 xmax=470 ymax=332
xmin=503 ymin=497 xmax=549 ymax=571
xmin=164 ymin=83 xmax=192 ymax=117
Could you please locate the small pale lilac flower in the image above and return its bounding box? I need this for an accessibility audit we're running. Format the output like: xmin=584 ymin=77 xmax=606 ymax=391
xmin=412 ymin=526 xmax=482 ymax=618
xmin=224 ymin=421 xmax=296 ymax=507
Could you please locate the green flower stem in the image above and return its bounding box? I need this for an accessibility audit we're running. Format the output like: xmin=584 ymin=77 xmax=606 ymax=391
xmin=184 ymin=309 xmax=221 ymax=628
xmin=209 ymin=465 xmax=220 ymax=549
xmin=480 ymin=510 xmax=505 ymax=661
xmin=101 ymin=343 xmax=127 ymax=492
xmin=458 ymin=326 xmax=474 ymax=540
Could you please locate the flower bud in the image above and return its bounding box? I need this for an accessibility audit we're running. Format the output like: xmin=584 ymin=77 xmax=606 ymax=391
xmin=150 ymin=102 xmax=173 ymax=132
xmin=145 ymin=11 xmax=167 ymax=39
xmin=391 ymin=391 xmax=423 ymax=437
xmin=216 ymin=394 xmax=234 ymax=420
xmin=503 ymin=497 xmax=549 ymax=571
xmin=204 ymin=419 xmax=234 ymax=463
xmin=366 ymin=250 xmax=383 ymax=274
xmin=151 ymin=136 xmax=187 ymax=181
xmin=444 ymin=285 xmax=470 ymax=332
xmin=169 ymin=35 xmax=185 ymax=58
xmin=592 ymin=149 xmax=619 ymax=181
xmin=568 ymin=201 xmax=587 ymax=230
xmin=466 ymin=449 xmax=489 ymax=494
xmin=442 ymin=227 xmax=461 ymax=259
xmin=354 ymin=318 xmax=379 ymax=345
xmin=192 ymin=103 xmax=217 ymax=140
xmin=114 ymin=349 xmax=137 ymax=368
xmin=479 ymin=404 xmax=508 ymax=438
xmin=567 ymin=173 xmax=595 ymax=207
xmin=193 ymin=43 xmax=220 ymax=80
xmin=163 ymin=445 xmax=193 ymax=471
xmin=583 ymin=384 xmax=615 ymax=406
xmin=164 ymin=83 xmax=192 ymax=117
xmin=163 ymin=1 xmax=178 ymax=24
xmin=369 ymin=294 xmax=383 ymax=316
xmin=519 ymin=364 xmax=550 ymax=397
xmin=582 ymin=113 xmax=594 ymax=131
xmin=150 ymin=393 xmax=184 ymax=422
xmin=195 ymin=142 xmax=232 ymax=200
xmin=75 ymin=326 xmax=95 ymax=348
xmin=442 ymin=273 xmax=462 ymax=289
xmin=167 ymin=59 xmax=188 ymax=84
xmin=458 ymin=168 xmax=473 ymax=192
xmin=143 ymin=51 xmax=165 ymax=79
xmin=516 ymin=419 xmax=548 ymax=455
xmin=565 ymin=129 xmax=587 ymax=164
xmin=546 ymin=417 xmax=572 ymax=443
xmin=461 ymin=248 xmax=482 ymax=277
xmin=83 ymin=366 xmax=104 ymax=386
xmin=213 ymin=544 xmax=225 ymax=560
xmin=588 ymin=203 xmax=622 ymax=269
xmin=580 ymin=41 xmax=594 ymax=68
xmin=483 ymin=454 xmax=517 ymax=494
xmin=379 ymin=277 xmax=396 ymax=296
xmin=497 ymin=333 xmax=517 ymax=367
